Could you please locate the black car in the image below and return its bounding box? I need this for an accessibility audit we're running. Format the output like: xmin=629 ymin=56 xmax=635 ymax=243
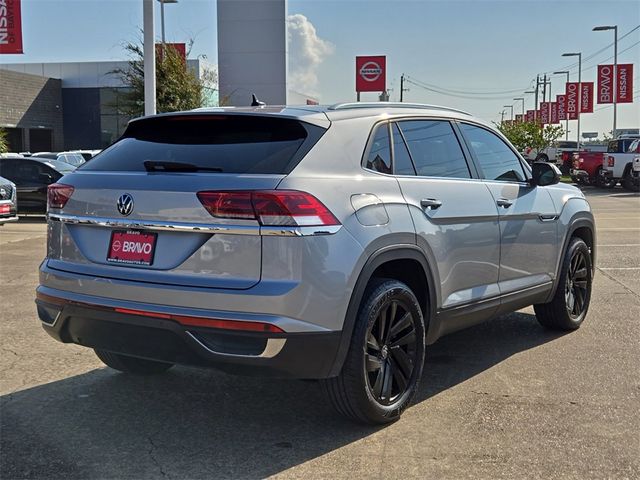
xmin=0 ymin=157 xmax=75 ymax=213
xmin=0 ymin=175 xmax=18 ymax=224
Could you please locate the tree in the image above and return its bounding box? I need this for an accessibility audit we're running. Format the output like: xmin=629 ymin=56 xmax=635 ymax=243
xmin=0 ymin=128 xmax=8 ymax=154
xmin=113 ymin=41 xmax=217 ymax=117
xmin=497 ymin=121 xmax=564 ymax=155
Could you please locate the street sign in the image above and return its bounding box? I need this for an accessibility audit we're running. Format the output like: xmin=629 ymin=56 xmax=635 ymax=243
xmin=356 ymin=56 xmax=386 ymax=93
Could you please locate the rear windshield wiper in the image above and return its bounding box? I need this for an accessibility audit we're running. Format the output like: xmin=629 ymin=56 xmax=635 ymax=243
xmin=143 ymin=161 xmax=223 ymax=173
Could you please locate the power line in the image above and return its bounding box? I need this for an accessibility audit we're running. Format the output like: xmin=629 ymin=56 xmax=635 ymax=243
xmin=404 ymin=77 xmax=531 ymax=100
xmin=403 ymin=75 xmax=533 ymax=96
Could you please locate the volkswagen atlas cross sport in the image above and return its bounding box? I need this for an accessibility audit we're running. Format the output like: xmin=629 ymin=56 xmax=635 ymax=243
xmin=36 ymin=103 xmax=596 ymax=424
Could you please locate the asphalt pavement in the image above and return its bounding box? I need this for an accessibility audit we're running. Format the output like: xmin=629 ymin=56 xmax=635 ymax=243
xmin=1 ymin=188 xmax=639 ymax=479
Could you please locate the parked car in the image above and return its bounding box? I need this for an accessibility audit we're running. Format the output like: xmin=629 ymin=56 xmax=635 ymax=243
xmin=0 ymin=175 xmax=18 ymax=225
xmin=0 ymin=157 xmax=75 ymax=213
xmin=35 ymin=104 xmax=595 ymax=424
xmin=601 ymin=136 xmax=640 ymax=191
xmin=69 ymin=150 xmax=102 ymax=161
xmin=31 ymin=151 xmax=86 ymax=167
xmin=524 ymin=140 xmax=580 ymax=164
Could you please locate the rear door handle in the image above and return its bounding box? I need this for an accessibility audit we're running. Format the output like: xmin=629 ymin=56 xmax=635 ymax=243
xmin=421 ymin=198 xmax=442 ymax=210
xmin=496 ymin=198 xmax=513 ymax=208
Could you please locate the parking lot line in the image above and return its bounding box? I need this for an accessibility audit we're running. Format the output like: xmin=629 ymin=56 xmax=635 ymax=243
xmin=597 ymin=244 xmax=640 ymax=247
xmin=599 ymin=267 xmax=640 ymax=270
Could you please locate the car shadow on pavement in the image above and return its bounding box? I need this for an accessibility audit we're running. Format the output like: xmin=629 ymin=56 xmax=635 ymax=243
xmin=0 ymin=312 xmax=563 ymax=479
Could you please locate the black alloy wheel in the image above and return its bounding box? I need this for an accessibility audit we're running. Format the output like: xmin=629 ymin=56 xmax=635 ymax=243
xmin=565 ymin=249 xmax=589 ymax=319
xmin=365 ymin=299 xmax=418 ymax=405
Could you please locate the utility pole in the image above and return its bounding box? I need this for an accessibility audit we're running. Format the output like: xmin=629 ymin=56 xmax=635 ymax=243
xmin=542 ymin=74 xmax=548 ymax=104
xmin=400 ymin=74 xmax=409 ymax=102
xmin=143 ymin=0 xmax=156 ymax=116
xmin=534 ymin=75 xmax=540 ymax=120
xmin=500 ymin=110 xmax=505 ymax=124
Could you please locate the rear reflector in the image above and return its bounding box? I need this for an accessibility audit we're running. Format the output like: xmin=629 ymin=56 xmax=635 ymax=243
xmin=197 ymin=190 xmax=340 ymax=227
xmin=36 ymin=294 xmax=285 ymax=333
xmin=608 ymin=156 xmax=615 ymax=167
xmin=47 ymin=183 xmax=74 ymax=209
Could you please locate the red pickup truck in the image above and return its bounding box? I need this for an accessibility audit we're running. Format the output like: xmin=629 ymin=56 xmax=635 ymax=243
xmin=570 ymin=137 xmax=637 ymax=188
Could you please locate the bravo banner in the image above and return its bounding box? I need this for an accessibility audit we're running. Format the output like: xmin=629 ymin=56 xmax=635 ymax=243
xmin=580 ymin=82 xmax=594 ymax=113
xmin=597 ymin=65 xmax=614 ymax=104
xmin=540 ymin=102 xmax=550 ymax=124
xmin=557 ymin=94 xmax=567 ymax=120
xmin=0 ymin=0 xmax=23 ymax=54
xmin=526 ymin=110 xmax=535 ymax=122
xmin=550 ymin=102 xmax=559 ymax=124
xmin=566 ymin=82 xmax=580 ymax=120
xmin=617 ymin=64 xmax=633 ymax=103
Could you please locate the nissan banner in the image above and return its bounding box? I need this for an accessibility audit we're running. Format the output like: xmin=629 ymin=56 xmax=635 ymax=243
xmin=0 ymin=0 xmax=23 ymax=54
xmin=556 ymin=94 xmax=567 ymax=120
xmin=566 ymin=82 xmax=580 ymax=120
xmin=540 ymin=102 xmax=550 ymax=124
xmin=617 ymin=64 xmax=634 ymax=103
xmin=580 ymin=82 xmax=594 ymax=113
xmin=550 ymin=102 xmax=559 ymax=124
xmin=526 ymin=110 xmax=535 ymax=123
xmin=355 ymin=56 xmax=386 ymax=93
xmin=597 ymin=65 xmax=614 ymax=104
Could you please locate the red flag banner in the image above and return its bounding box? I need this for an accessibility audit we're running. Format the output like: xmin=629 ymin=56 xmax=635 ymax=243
xmin=617 ymin=64 xmax=633 ymax=103
xmin=566 ymin=82 xmax=580 ymax=119
xmin=557 ymin=95 xmax=567 ymax=120
xmin=515 ymin=114 xmax=523 ymax=123
xmin=0 ymin=0 xmax=23 ymax=54
xmin=580 ymin=82 xmax=594 ymax=113
xmin=550 ymin=102 xmax=559 ymax=124
xmin=540 ymin=102 xmax=551 ymax=124
xmin=526 ymin=110 xmax=535 ymax=123
xmin=597 ymin=65 xmax=614 ymax=104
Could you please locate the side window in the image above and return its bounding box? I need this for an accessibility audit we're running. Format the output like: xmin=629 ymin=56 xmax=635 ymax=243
xmin=365 ymin=123 xmax=392 ymax=174
xmin=391 ymin=123 xmax=416 ymax=175
xmin=398 ymin=120 xmax=470 ymax=178
xmin=459 ymin=123 xmax=526 ymax=182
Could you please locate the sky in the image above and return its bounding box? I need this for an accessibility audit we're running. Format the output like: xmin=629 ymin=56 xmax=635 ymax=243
xmin=1 ymin=0 xmax=639 ymax=138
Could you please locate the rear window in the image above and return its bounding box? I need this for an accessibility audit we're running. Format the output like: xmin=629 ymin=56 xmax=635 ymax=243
xmin=80 ymin=115 xmax=325 ymax=174
xmin=556 ymin=141 xmax=577 ymax=149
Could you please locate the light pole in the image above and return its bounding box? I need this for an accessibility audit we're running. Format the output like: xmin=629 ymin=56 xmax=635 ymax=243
xmin=143 ymin=0 xmax=156 ymax=115
xmin=524 ymin=90 xmax=535 ymax=115
xmin=514 ymin=97 xmax=525 ymax=116
xmin=157 ymin=0 xmax=178 ymax=44
xmin=593 ymin=25 xmax=618 ymax=136
xmin=562 ymin=52 xmax=582 ymax=145
xmin=503 ymin=104 xmax=514 ymax=121
xmin=553 ymin=70 xmax=570 ymax=140
xmin=500 ymin=110 xmax=506 ymax=124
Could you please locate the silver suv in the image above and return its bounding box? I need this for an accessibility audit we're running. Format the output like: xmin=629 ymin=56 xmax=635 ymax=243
xmin=36 ymin=103 xmax=595 ymax=424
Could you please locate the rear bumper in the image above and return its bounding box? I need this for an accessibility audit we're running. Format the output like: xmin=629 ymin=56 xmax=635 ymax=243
xmin=36 ymin=287 xmax=341 ymax=379
xmin=0 ymin=215 xmax=19 ymax=225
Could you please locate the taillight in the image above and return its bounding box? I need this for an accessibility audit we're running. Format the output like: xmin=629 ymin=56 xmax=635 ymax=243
xmin=197 ymin=190 xmax=340 ymax=227
xmin=47 ymin=183 xmax=74 ymax=209
xmin=562 ymin=152 xmax=570 ymax=161
xmin=608 ymin=156 xmax=615 ymax=167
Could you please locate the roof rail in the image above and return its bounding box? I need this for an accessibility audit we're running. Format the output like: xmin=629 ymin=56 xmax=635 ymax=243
xmin=328 ymin=102 xmax=471 ymax=115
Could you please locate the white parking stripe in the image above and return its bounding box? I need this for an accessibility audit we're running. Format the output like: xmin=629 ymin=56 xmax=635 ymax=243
xmin=599 ymin=267 xmax=640 ymax=270
xmin=597 ymin=228 xmax=640 ymax=231
xmin=597 ymin=244 xmax=640 ymax=247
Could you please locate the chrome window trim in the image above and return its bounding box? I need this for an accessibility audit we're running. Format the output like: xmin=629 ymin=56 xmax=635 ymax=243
xmin=47 ymin=213 xmax=341 ymax=237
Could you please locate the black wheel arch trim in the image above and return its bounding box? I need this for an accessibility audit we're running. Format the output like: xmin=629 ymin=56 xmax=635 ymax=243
xmin=544 ymin=215 xmax=596 ymax=303
xmin=327 ymin=244 xmax=438 ymax=377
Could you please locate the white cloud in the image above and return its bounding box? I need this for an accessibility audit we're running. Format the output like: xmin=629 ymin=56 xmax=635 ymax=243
xmin=287 ymin=14 xmax=334 ymax=98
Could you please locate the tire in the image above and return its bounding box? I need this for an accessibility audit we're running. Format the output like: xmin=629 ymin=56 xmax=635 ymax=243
xmin=321 ymin=279 xmax=426 ymax=424
xmin=94 ymin=349 xmax=174 ymax=375
xmin=621 ymin=168 xmax=640 ymax=192
xmin=534 ymin=237 xmax=592 ymax=330
xmin=595 ymin=167 xmax=616 ymax=189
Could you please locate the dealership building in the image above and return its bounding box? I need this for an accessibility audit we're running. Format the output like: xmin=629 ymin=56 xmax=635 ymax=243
xmin=0 ymin=59 xmax=215 ymax=152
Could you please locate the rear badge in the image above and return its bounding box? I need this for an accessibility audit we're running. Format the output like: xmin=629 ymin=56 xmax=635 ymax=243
xmin=117 ymin=193 xmax=134 ymax=216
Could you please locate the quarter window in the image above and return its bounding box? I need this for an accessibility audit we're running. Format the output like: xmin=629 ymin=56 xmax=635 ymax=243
xmin=391 ymin=123 xmax=416 ymax=175
xmin=460 ymin=123 xmax=526 ymax=182
xmin=365 ymin=124 xmax=392 ymax=174
xmin=398 ymin=120 xmax=470 ymax=178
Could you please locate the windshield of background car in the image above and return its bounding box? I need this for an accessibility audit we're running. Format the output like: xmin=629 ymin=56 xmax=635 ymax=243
xmin=80 ymin=115 xmax=325 ymax=174
xmin=43 ymin=161 xmax=76 ymax=173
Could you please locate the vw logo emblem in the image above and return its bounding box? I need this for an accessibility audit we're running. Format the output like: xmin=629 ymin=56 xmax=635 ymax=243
xmin=117 ymin=193 xmax=134 ymax=216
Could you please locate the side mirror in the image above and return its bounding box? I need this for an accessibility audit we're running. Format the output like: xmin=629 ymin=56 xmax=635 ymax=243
xmin=530 ymin=161 xmax=561 ymax=187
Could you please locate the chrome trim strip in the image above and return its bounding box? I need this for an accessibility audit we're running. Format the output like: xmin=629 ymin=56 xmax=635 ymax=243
xmin=186 ymin=332 xmax=286 ymax=359
xmin=0 ymin=215 xmax=19 ymax=224
xmin=47 ymin=213 xmax=342 ymax=236
xmin=48 ymin=213 xmax=260 ymax=235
